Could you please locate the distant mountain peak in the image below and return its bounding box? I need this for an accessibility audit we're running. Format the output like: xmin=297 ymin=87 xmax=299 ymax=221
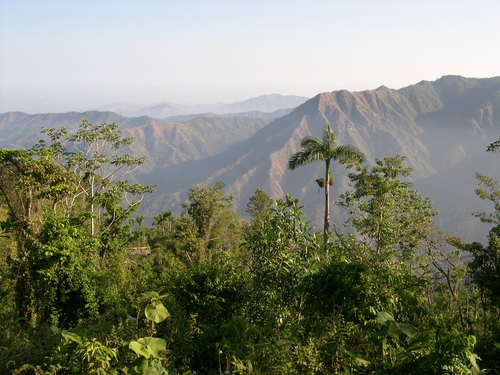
xmin=436 ymin=74 xmax=469 ymax=82
xmin=97 ymin=94 xmax=309 ymax=119
xmin=218 ymin=94 xmax=309 ymax=114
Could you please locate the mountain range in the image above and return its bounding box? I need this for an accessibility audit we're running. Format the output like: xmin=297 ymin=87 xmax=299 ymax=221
xmin=95 ymin=94 xmax=309 ymax=119
xmin=1 ymin=77 xmax=499 ymax=242
xmin=136 ymin=75 xmax=499 ymax=242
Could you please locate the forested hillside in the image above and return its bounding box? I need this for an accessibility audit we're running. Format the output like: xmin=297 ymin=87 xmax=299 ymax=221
xmin=0 ymin=118 xmax=498 ymax=374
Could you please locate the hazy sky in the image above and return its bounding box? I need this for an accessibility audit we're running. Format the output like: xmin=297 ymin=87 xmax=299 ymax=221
xmin=1 ymin=0 xmax=499 ymax=113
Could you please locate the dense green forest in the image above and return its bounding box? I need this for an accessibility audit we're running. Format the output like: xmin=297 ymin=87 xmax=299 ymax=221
xmin=0 ymin=121 xmax=498 ymax=374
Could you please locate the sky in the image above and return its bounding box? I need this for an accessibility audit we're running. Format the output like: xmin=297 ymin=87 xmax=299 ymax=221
xmin=1 ymin=0 xmax=499 ymax=113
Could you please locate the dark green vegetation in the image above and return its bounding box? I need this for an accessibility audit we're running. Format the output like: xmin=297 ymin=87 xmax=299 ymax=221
xmin=0 ymin=121 xmax=498 ymax=374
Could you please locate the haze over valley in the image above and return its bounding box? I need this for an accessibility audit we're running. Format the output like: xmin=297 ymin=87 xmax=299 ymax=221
xmin=1 ymin=76 xmax=498 ymax=242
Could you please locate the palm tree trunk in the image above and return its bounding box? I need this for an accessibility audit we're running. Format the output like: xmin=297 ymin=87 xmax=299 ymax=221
xmin=324 ymin=159 xmax=331 ymax=251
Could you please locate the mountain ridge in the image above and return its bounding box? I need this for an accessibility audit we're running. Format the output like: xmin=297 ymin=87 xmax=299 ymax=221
xmin=95 ymin=94 xmax=310 ymax=118
xmin=137 ymin=76 xmax=499 ymax=242
xmin=0 ymin=111 xmax=273 ymax=173
xmin=0 ymin=76 xmax=499 ymax=241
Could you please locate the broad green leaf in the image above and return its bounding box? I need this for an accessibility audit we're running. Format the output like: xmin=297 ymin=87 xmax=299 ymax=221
xmin=129 ymin=337 xmax=167 ymax=359
xmin=129 ymin=341 xmax=151 ymax=358
xmin=142 ymin=337 xmax=166 ymax=358
xmin=387 ymin=323 xmax=403 ymax=340
xmin=407 ymin=331 xmax=433 ymax=352
xmin=398 ymin=323 xmax=417 ymax=338
xmin=61 ymin=330 xmax=83 ymax=344
xmin=345 ymin=349 xmax=371 ymax=367
xmin=145 ymin=302 xmax=170 ymax=323
xmin=376 ymin=311 xmax=395 ymax=325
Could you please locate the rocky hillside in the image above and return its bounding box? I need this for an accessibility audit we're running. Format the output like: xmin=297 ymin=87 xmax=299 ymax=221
xmin=0 ymin=111 xmax=272 ymax=172
xmin=138 ymin=76 xmax=500 ymax=241
xmin=1 ymin=76 xmax=498 ymax=241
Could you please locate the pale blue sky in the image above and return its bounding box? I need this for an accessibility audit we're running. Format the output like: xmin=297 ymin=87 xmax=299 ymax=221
xmin=1 ymin=0 xmax=499 ymax=112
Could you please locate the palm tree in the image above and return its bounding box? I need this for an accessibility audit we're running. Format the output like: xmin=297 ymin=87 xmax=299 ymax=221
xmin=288 ymin=123 xmax=365 ymax=249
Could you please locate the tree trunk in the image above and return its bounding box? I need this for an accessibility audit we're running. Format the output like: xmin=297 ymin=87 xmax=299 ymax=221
xmin=90 ymin=174 xmax=95 ymax=237
xmin=324 ymin=159 xmax=331 ymax=251
xmin=15 ymin=260 xmax=31 ymax=324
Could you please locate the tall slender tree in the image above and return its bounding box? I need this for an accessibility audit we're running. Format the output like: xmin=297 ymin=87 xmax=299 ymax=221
xmin=288 ymin=123 xmax=364 ymax=249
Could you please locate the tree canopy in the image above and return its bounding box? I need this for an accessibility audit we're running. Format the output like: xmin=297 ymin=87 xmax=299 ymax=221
xmin=0 ymin=126 xmax=497 ymax=374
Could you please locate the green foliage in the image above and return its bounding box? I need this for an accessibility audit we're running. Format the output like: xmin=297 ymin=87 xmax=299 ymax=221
xmin=140 ymin=291 xmax=171 ymax=324
xmin=210 ymin=207 xmax=243 ymax=252
xmin=288 ymin=123 xmax=365 ymax=248
xmin=0 ymin=205 xmax=15 ymax=321
xmin=73 ymin=338 xmax=119 ymax=375
xmin=149 ymin=213 xmax=204 ymax=264
xmin=127 ymin=292 xmax=169 ymax=374
xmin=129 ymin=337 xmax=167 ymax=359
xmin=0 ymin=149 xmax=77 ymax=211
xmin=467 ymin=239 xmax=500 ymax=304
xmin=28 ymin=215 xmax=99 ymax=326
xmin=43 ymin=290 xmax=169 ymax=375
xmin=392 ymin=330 xmax=481 ymax=375
xmin=37 ymin=120 xmax=155 ymax=255
xmin=305 ymin=237 xmax=428 ymax=327
xmin=159 ymin=254 xmax=251 ymax=373
xmin=46 ymin=327 xmax=119 ymax=375
xmin=244 ymin=195 xmax=319 ymax=291
xmin=304 ymin=259 xmax=371 ymax=321
xmin=486 ymin=138 xmax=500 ymax=152
xmin=243 ymin=195 xmax=321 ymax=328
xmin=469 ymin=146 xmax=499 ymax=303
xmin=246 ymin=188 xmax=274 ymax=223
xmin=369 ymin=313 xmax=481 ymax=374
xmin=1 ymin=126 xmax=496 ymax=374
xmin=374 ymin=311 xmax=417 ymax=346
xmin=170 ymin=253 xmax=250 ymax=328
xmin=183 ymin=181 xmax=239 ymax=254
xmin=460 ymin=143 xmax=500 ymax=372
xmin=0 ymin=122 xmax=154 ymax=327
xmin=0 ymin=150 xmax=101 ymax=326
xmin=342 ymin=155 xmax=436 ymax=256
xmin=474 ymin=172 xmax=499 ymax=227
xmin=288 ymin=123 xmax=365 ymax=172
xmin=183 ymin=181 xmax=230 ymax=241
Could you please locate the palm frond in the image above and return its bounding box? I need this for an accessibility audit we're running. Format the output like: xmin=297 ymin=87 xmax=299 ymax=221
xmin=300 ymin=136 xmax=323 ymax=150
xmin=288 ymin=148 xmax=324 ymax=170
xmin=289 ymin=123 xmax=364 ymax=170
